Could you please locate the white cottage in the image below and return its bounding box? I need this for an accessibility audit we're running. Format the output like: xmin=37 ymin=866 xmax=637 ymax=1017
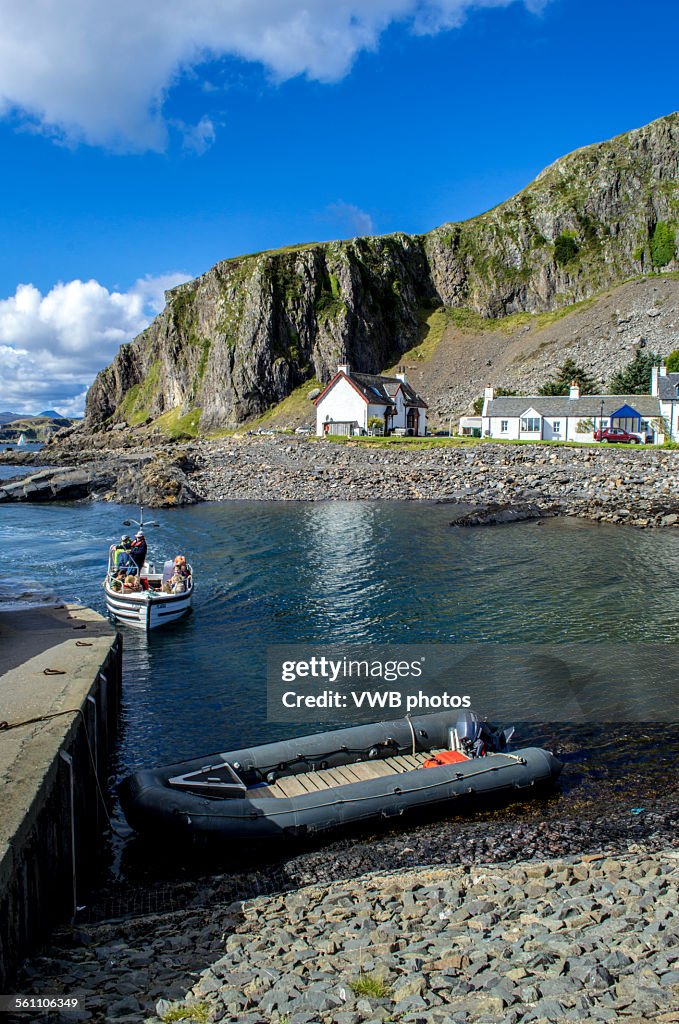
xmin=652 ymin=365 xmax=679 ymax=442
xmin=314 ymin=364 xmax=428 ymax=437
xmin=481 ymin=383 xmax=662 ymax=443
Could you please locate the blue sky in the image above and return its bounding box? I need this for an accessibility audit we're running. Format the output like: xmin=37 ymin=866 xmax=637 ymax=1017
xmin=0 ymin=0 xmax=677 ymax=415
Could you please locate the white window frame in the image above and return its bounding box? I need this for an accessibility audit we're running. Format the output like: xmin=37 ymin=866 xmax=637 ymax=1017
xmin=521 ymin=416 xmax=541 ymax=433
xmin=500 ymin=419 xmax=508 ymax=433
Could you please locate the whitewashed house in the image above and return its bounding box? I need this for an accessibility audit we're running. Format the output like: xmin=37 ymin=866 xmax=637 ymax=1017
xmin=314 ymin=364 xmax=428 ymax=437
xmin=481 ymin=382 xmax=662 ymax=443
xmin=652 ymin=365 xmax=679 ymax=442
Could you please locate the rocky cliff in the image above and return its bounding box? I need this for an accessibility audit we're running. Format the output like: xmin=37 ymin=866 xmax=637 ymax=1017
xmin=86 ymin=113 xmax=679 ymax=431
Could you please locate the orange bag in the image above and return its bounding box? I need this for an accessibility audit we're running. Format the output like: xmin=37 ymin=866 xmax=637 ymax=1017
xmin=423 ymin=750 xmax=470 ymax=769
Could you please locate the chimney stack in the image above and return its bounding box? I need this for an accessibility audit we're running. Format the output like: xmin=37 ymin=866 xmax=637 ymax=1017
xmin=569 ymin=381 xmax=580 ymax=400
xmin=484 ymin=384 xmax=494 ymax=403
xmin=395 ymin=365 xmax=407 ymax=383
xmin=337 ymin=363 xmax=351 ymax=377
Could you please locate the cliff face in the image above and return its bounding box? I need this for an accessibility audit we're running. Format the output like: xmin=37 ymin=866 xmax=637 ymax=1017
xmin=86 ymin=113 xmax=679 ymax=430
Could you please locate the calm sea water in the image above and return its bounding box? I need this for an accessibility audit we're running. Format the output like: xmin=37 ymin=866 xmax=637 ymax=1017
xmin=2 ymin=499 xmax=678 ymax=769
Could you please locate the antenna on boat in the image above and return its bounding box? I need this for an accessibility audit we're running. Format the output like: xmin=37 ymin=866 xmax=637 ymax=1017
xmin=122 ymin=506 xmax=160 ymax=529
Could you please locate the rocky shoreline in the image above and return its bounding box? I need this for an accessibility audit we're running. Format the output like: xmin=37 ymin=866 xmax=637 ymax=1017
xmin=15 ymin=816 xmax=679 ymax=1024
xmin=175 ymin=848 xmax=679 ymax=1024
xmin=1 ymin=434 xmax=678 ymax=528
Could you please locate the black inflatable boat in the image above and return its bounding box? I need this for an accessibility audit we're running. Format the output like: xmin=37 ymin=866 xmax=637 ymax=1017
xmin=119 ymin=711 xmax=562 ymax=842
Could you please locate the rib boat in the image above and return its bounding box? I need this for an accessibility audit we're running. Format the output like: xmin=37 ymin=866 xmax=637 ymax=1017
xmin=119 ymin=710 xmax=562 ymax=842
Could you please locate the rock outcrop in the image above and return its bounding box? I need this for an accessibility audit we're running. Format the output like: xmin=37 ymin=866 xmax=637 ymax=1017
xmin=84 ymin=113 xmax=678 ymax=431
xmin=0 ymin=453 xmax=200 ymax=508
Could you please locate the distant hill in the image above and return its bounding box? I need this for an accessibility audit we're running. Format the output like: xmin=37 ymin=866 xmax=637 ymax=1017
xmin=0 ymin=412 xmax=78 ymax=442
xmin=38 ymin=409 xmax=63 ymax=418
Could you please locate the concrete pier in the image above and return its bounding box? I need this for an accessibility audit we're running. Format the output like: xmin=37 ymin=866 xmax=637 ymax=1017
xmin=0 ymin=603 xmax=121 ymax=989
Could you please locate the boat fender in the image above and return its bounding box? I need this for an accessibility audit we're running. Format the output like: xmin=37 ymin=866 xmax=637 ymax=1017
xmin=423 ymin=750 xmax=470 ymax=769
xmin=266 ymin=771 xmax=278 ymax=784
xmin=368 ymin=747 xmax=380 ymax=759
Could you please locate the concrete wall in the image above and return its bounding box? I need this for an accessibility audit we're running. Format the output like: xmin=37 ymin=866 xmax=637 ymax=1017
xmin=0 ymin=606 xmax=121 ymax=990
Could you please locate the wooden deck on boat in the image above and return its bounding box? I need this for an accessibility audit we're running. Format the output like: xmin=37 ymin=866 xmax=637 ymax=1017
xmin=253 ymin=751 xmax=446 ymax=799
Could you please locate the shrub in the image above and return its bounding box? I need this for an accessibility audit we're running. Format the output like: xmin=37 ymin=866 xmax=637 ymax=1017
xmin=666 ymin=349 xmax=679 ymax=373
xmin=554 ymin=233 xmax=579 ymax=266
xmin=650 ymin=221 xmax=676 ymax=268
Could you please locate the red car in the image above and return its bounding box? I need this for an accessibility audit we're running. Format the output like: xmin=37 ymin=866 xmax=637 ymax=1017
xmin=593 ymin=426 xmax=643 ymax=444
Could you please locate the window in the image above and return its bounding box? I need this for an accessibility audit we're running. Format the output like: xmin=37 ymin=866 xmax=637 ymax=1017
xmin=521 ymin=417 xmax=541 ymax=432
xmin=500 ymin=419 xmax=508 ymax=433
xmin=552 ymin=421 xmax=561 ymax=433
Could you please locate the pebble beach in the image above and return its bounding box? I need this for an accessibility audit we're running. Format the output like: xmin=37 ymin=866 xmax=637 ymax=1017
xmin=14 ymin=795 xmax=679 ymax=1024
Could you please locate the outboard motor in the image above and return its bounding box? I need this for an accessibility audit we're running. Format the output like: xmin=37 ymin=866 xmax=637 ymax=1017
xmin=454 ymin=711 xmax=515 ymax=757
xmin=455 ymin=711 xmax=482 ymax=755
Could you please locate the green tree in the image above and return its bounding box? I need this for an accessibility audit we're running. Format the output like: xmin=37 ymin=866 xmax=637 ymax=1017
xmin=650 ymin=222 xmax=676 ymax=268
xmin=665 ymin=349 xmax=679 ymax=373
xmin=554 ymin=233 xmax=579 ymax=266
xmin=608 ymin=350 xmax=661 ymax=394
xmin=538 ymin=359 xmax=599 ymax=396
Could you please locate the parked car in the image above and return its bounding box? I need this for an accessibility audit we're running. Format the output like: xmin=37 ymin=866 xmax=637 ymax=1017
xmin=593 ymin=426 xmax=642 ymax=444
xmin=295 ymin=425 xmax=313 ymax=435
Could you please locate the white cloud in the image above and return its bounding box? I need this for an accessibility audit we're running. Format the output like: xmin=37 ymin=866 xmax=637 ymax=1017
xmin=326 ymin=201 xmax=376 ymax=237
xmin=0 ymin=273 xmax=191 ymax=416
xmin=180 ymin=116 xmax=218 ymax=156
xmin=0 ymin=1 xmax=548 ymax=152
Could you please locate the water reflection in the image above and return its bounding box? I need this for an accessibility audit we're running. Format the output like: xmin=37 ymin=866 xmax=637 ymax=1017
xmin=1 ymin=500 xmax=678 ymax=771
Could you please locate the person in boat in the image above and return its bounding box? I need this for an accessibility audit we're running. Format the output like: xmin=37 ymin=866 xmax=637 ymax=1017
xmin=111 ymin=536 xmax=135 ymax=574
xmin=130 ymin=531 xmax=147 ymax=571
xmin=162 ymin=571 xmax=187 ymax=594
xmin=173 ymin=555 xmax=189 ymax=578
xmin=171 ymin=573 xmax=187 ymax=594
xmin=123 ymin=572 xmax=142 ymax=592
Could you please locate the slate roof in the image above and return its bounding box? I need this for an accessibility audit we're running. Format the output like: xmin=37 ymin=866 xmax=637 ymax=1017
xmin=317 ymin=371 xmax=428 ymax=409
xmin=486 ymin=394 xmax=661 ymax=418
xmin=658 ymin=373 xmax=679 ymax=401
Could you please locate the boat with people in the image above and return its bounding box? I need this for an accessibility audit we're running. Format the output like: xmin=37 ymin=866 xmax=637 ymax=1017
xmin=119 ymin=710 xmax=562 ymax=842
xmin=103 ymin=507 xmax=194 ymax=630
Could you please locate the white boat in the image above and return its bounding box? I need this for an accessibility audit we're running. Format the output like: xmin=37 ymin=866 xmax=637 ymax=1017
xmin=104 ymin=558 xmax=194 ymax=630
xmin=103 ymin=508 xmax=194 ymax=630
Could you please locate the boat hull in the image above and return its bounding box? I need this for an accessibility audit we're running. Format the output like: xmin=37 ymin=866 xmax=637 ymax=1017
xmin=104 ymin=584 xmax=192 ymax=630
xmin=119 ymin=711 xmax=562 ymax=842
